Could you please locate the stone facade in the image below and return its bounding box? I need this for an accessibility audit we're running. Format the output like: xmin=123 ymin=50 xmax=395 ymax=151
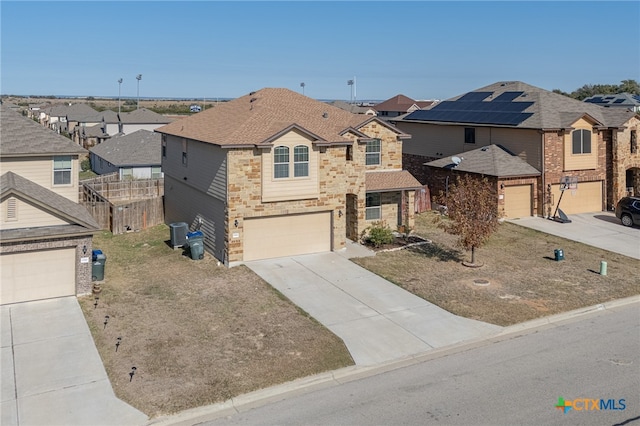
xmin=0 ymin=235 xmax=94 ymax=296
xmin=224 ymin=123 xmax=414 ymax=263
xmin=609 ymin=117 xmax=640 ymax=208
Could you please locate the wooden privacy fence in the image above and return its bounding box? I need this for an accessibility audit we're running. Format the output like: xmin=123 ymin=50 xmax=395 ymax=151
xmin=81 ymin=175 xmax=165 ymax=234
xmin=415 ymin=185 xmax=431 ymax=213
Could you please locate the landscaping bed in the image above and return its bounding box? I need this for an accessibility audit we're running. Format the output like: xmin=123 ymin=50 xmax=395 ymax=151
xmin=353 ymin=212 xmax=640 ymax=326
xmin=79 ymin=225 xmax=353 ymax=417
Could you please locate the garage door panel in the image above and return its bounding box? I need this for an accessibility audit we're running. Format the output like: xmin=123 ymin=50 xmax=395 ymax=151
xmin=551 ymin=181 xmax=602 ymax=215
xmin=244 ymin=212 xmax=331 ymax=261
xmin=504 ymin=185 xmax=532 ymax=219
xmin=1 ymin=248 xmax=75 ymax=304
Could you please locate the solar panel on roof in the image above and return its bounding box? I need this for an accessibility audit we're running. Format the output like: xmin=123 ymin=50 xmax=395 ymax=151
xmin=613 ymin=99 xmax=625 ymax=103
xmin=492 ymin=91 xmax=524 ymax=102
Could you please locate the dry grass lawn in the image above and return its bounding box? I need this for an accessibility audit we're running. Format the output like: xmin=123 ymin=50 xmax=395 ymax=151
xmin=79 ymin=225 xmax=353 ymax=418
xmin=353 ymin=212 xmax=640 ymax=326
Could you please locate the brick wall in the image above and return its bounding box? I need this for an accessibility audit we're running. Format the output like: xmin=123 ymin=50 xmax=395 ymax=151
xmin=610 ymin=117 xmax=640 ymax=207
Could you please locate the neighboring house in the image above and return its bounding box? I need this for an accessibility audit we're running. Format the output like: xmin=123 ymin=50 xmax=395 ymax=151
xmin=68 ymin=109 xmax=120 ymax=139
xmin=89 ymin=129 xmax=163 ymax=179
xmin=73 ymin=123 xmax=111 ymax=149
xmin=39 ymin=103 xmax=98 ymax=134
xmin=424 ymin=145 xmax=541 ymax=219
xmin=119 ymin=108 xmax=173 ymax=134
xmin=373 ymin=94 xmax=436 ymax=120
xmin=326 ymin=100 xmax=377 ymax=115
xmin=394 ymin=81 xmax=640 ymax=217
xmin=155 ymin=88 xmax=421 ymax=265
xmin=583 ymin=93 xmax=640 ymax=113
xmin=0 ymin=106 xmax=100 ymax=305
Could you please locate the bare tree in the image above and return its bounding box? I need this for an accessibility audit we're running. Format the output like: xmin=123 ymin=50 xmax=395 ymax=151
xmin=435 ymin=174 xmax=500 ymax=266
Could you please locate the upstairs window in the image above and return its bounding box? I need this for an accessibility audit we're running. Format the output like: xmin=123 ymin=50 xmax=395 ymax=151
xmin=274 ymin=146 xmax=289 ymax=178
xmin=464 ymin=128 xmax=476 ymax=144
xmin=366 ymin=192 xmax=381 ymax=220
xmin=631 ymin=130 xmax=637 ymax=154
xmin=365 ymin=139 xmax=381 ymax=165
xmin=346 ymin=144 xmax=353 ymax=161
xmin=53 ymin=156 xmax=72 ymax=185
xmin=293 ymin=145 xmax=309 ymax=177
xmin=182 ymin=139 xmax=188 ymax=166
xmin=572 ymin=129 xmax=591 ymax=154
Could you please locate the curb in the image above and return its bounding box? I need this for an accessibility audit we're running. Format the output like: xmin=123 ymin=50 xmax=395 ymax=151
xmin=147 ymin=295 xmax=640 ymax=426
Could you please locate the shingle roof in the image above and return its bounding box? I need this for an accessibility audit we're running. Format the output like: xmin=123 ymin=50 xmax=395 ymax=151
xmin=89 ymin=129 xmax=161 ymax=166
xmin=0 ymin=105 xmax=87 ymax=157
xmin=366 ymin=170 xmax=422 ymax=192
xmin=79 ymin=124 xmax=110 ymax=138
xmin=425 ymin=144 xmax=541 ymax=177
xmin=155 ymin=88 xmax=405 ymax=147
xmin=42 ymin=103 xmax=97 ymax=119
xmin=401 ymin=81 xmax=637 ymax=130
xmin=119 ymin=108 xmax=173 ymax=124
xmin=0 ymin=171 xmax=100 ymax=241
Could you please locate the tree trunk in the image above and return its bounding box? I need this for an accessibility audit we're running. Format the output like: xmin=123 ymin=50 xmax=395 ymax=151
xmin=471 ymin=246 xmax=476 ymax=264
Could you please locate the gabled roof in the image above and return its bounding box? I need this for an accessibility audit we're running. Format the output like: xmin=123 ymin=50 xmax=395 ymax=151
xmin=365 ymin=170 xmax=422 ymax=192
xmin=400 ymin=81 xmax=637 ymax=130
xmin=155 ymin=88 xmax=407 ymax=147
xmin=90 ymin=129 xmax=161 ymax=167
xmin=79 ymin=123 xmax=110 ymax=138
xmin=425 ymin=144 xmax=541 ymax=178
xmin=0 ymin=105 xmax=87 ymax=157
xmin=119 ymin=108 xmax=173 ymax=124
xmin=0 ymin=171 xmax=100 ymax=242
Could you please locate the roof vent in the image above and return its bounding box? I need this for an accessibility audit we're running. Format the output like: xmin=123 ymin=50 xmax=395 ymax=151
xmin=250 ymin=97 xmax=257 ymax=103
xmin=481 ymin=146 xmax=489 ymax=151
xmin=249 ymin=91 xmax=256 ymax=96
xmin=322 ymin=112 xmax=328 ymax=118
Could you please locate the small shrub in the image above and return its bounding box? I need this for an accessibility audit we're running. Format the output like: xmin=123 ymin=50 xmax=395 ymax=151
xmin=364 ymin=221 xmax=394 ymax=248
xmin=80 ymin=157 xmax=91 ymax=171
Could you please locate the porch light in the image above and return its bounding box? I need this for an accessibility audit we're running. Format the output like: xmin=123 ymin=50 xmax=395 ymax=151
xmin=338 ymin=210 xmax=343 ymax=218
xmin=234 ymin=219 xmax=239 ymax=227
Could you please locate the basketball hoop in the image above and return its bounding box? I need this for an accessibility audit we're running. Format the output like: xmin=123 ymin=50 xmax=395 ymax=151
xmin=560 ymin=176 xmax=578 ymax=192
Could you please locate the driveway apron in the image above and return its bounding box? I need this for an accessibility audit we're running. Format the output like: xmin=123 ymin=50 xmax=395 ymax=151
xmin=1 ymin=297 xmax=147 ymax=426
xmin=247 ymin=252 xmax=502 ymax=365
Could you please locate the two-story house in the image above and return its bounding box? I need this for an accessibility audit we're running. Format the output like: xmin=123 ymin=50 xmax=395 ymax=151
xmin=0 ymin=106 xmax=100 ymax=305
xmin=394 ymin=81 xmax=640 ymax=217
xmin=155 ymin=88 xmax=421 ymax=265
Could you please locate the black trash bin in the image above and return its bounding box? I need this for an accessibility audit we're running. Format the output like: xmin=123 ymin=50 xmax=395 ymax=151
xmin=186 ymin=231 xmax=204 ymax=260
xmin=92 ymin=249 xmax=107 ymax=281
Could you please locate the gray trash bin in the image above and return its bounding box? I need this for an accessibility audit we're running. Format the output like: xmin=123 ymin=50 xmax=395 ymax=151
xmin=186 ymin=231 xmax=204 ymax=260
xmin=92 ymin=249 xmax=107 ymax=281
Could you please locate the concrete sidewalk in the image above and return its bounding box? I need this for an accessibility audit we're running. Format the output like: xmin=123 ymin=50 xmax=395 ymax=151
xmin=1 ymin=297 xmax=148 ymax=426
xmin=508 ymin=212 xmax=640 ymax=259
xmin=247 ymin=247 xmax=502 ymax=365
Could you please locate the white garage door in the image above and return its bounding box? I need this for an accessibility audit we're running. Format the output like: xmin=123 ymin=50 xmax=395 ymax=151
xmin=504 ymin=185 xmax=533 ymax=219
xmin=243 ymin=212 xmax=331 ymax=261
xmin=1 ymin=248 xmax=75 ymax=305
xmin=551 ymin=181 xmax=603 ymax=215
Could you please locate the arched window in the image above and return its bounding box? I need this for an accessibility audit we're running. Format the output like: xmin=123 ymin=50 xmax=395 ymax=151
xmin=294 ymin=145 xmax=309 ymax=177
xmin=274 ymin=146 xmax=289 ymax=178
xmin=572 ymin=129 xmax=591 ymax=154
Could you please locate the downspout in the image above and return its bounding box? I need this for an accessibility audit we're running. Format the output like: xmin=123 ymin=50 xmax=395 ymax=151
xmin=541 ymin=130 xmax=546 ymax=218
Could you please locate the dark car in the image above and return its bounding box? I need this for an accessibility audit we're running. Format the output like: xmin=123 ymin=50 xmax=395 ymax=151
xmin=615 ymin=196 xmax=640 ymax=227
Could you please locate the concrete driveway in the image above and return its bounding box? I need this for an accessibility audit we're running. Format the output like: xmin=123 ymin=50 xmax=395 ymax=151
xmin=246 ymin=246 xmax=502 ymax=366
xmin=1 ymin=297 xmax=147 ymax=426
xmin=508 ymin=212 xmax=640 ymax=260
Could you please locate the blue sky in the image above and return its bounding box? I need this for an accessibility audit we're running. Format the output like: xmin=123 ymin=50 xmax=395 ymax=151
xmin=2 ymin=1 xmax=638 ymax=101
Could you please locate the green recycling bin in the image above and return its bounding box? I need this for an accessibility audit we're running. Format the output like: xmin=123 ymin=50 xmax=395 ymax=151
xmin=92 ymin=249 xmax=107 ymax=281
xmin=186 ymin=231 xmax=204 ymax=260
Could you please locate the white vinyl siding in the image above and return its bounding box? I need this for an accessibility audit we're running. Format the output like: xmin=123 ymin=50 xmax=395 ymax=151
xmin=1 ymin=157 xmax=79 ymax=202
xmin=0 ymin=197 xmax=69 ymax=230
